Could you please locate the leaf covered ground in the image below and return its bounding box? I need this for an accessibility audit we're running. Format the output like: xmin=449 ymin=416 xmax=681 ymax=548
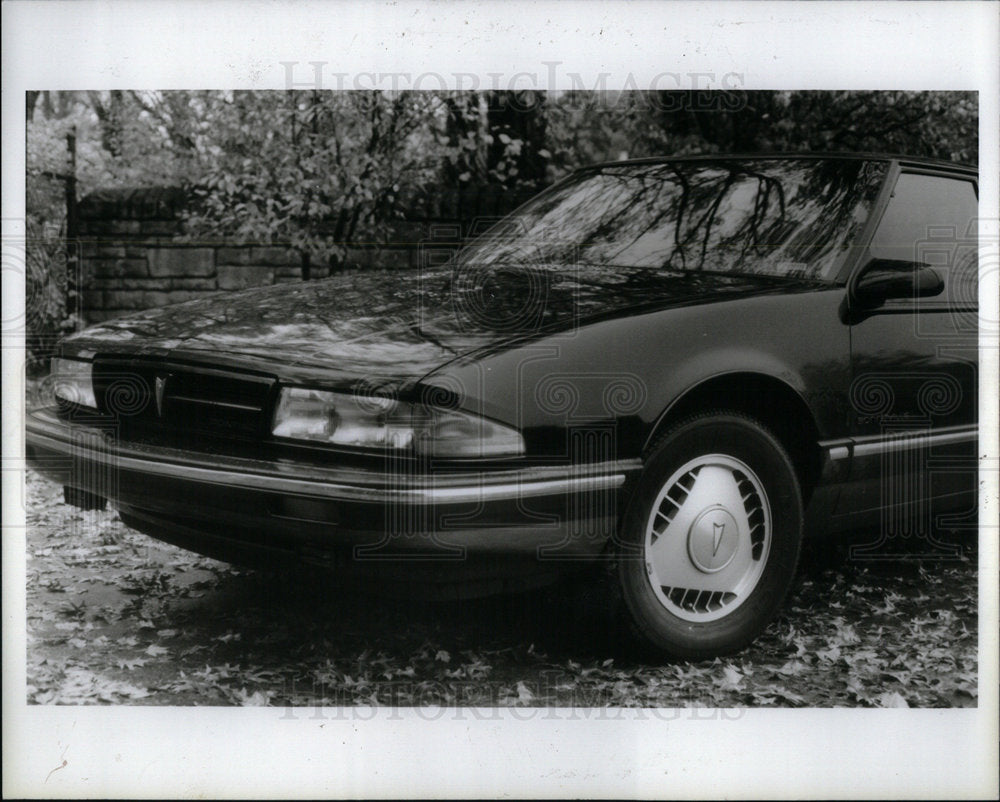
xmin=23 ymin=469 xmax=978 ymax=708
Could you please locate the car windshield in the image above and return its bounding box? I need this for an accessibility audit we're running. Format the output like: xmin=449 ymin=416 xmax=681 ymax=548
xmin=459 ymin=158 xmax=888 ymax=282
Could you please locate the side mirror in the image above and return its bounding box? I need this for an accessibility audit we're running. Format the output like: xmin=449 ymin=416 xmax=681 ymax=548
xmin=852 ymin=258 xmax=945 ymax=309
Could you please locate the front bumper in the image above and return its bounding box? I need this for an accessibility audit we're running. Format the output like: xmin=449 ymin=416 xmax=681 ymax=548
xmin=26 ymin=408 xmax=639 ymax=587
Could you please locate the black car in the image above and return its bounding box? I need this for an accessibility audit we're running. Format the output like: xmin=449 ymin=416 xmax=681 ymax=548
xmin=27 ymin=154 xmax=978 ymax=658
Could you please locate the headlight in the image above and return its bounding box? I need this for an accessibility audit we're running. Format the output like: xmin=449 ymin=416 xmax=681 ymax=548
xmin=271 ymin=388 xmax=525 ymax=458
xmin=50 ymin=357 xmax=97 ymax=409
xmin=272 ymin=388 xmax=413 ymax=449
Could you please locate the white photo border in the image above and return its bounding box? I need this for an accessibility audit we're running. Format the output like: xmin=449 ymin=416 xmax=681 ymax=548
xmin=3 ymin=1 xmax=998 ymax=798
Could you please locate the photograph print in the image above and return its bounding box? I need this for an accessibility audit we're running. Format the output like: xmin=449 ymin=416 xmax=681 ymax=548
xmin=23 ymin=88 xmax=980 ymax=709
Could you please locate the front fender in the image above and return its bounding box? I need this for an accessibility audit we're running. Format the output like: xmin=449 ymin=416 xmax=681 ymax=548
xmin=421 ymin=288 xmax=851 ymax=460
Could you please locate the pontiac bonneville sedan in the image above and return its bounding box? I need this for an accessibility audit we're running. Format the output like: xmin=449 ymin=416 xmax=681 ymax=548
xmin=27 ymin=154 xmax=978 ymax=658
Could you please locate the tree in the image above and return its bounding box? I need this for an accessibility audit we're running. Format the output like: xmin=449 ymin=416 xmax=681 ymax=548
xmin=184 ymin=91 xmax=443 ymax=272
xmin=554 ymin=90 xmax=978 ymax=164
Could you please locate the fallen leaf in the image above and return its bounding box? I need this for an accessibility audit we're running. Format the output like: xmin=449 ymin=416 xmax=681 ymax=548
xmin=816 ymin=646 xmax=841 ymax=662
xmin=235 ymin=689 xmax=271 ymax=706
xmin=720 ymin=665 xmax=743 ymax=688
xmin=877 ymin=691 xmax=909 ymax=708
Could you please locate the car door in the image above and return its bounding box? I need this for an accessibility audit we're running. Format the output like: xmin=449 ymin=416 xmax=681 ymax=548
xmin=837 ymin=164 xmax=978 ymax=551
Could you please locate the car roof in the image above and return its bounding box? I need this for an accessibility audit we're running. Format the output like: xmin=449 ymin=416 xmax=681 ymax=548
xmin=578 ymin=152 xmax=977 ymax=175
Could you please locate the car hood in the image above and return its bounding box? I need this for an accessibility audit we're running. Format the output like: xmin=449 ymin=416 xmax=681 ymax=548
xmin=62 ymin=265 xmax=819 ymax=384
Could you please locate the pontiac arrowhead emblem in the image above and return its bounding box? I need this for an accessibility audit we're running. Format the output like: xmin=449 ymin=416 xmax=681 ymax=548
xmin=712 ymin=521 xmax=725 ymax=556
xmin=155 ymin=376 xmax=167 ymax=417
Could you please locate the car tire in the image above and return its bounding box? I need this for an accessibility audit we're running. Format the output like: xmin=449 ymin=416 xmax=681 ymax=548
xmin=615 ymin=411 xmax=803 ymax=660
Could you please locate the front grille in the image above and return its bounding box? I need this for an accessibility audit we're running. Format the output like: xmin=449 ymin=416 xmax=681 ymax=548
xmin=91 ymin=357 xmax=277 ymax=450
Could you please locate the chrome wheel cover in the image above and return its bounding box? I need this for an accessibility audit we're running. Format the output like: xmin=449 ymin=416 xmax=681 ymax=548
xmin=643 ymin=454 xmax=772 ymax=623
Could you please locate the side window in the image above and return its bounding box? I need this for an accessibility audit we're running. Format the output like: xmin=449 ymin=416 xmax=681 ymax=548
xmin=868 ymin=172 xmax=978 ymax=307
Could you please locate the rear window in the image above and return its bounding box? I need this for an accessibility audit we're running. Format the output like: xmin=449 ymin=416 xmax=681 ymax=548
xmin=462 ymin=158 xmax=889 ymax=281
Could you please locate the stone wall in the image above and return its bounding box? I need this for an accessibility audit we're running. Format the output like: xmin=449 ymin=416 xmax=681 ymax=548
xmin=77 ymin=185 xmax=535 ymax=323
xmin=79 ymin=189 xmax=314 ymax=323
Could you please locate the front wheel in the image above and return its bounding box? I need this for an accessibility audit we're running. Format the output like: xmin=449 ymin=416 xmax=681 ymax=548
xmin=616 ymin=412 xmax=803 ymax=660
